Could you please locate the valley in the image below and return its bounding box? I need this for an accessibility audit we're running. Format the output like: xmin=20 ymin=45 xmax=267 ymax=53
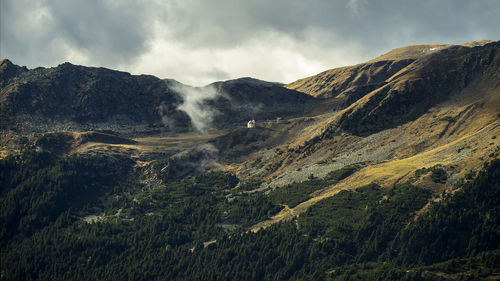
xmin=1 ymin=40 xmax=499 ymax=280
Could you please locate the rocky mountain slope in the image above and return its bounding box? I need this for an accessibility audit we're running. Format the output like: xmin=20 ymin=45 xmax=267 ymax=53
xmin=0 ymin=60 xmax=191 ymax=133
xmin=285 ymin=41 xmax=492 ymax=99
xmin=232 ymin=41 xmax=500 ymax=229
xmin=330 ymin=41 xmax=500 ymax=136
xmin=206 ymin=77 xmax=316 ymax=125
xmin=1 ymin=41 xmax=499 ymax=281
xmin=284 ymin=41 xmax=500 ymax=137
xmin=0 ymin=61 xmax=315 ymax=135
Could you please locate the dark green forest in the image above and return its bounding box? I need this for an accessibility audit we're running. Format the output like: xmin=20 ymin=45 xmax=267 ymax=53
xmin=1 ymin=144 xmax=499 ymax=280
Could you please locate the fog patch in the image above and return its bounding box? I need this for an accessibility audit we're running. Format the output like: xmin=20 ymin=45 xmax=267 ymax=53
xmin=155 ymin=143 xmax=220 ymax=183
xmin=195 ymin=143 xmax=220 ymax=173
xmin=173 ymin=84 xmax=221 ymax=131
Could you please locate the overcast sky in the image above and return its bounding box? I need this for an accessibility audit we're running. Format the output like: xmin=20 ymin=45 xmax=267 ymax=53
xmin=1 ymin=0 xmax=499 ymax=86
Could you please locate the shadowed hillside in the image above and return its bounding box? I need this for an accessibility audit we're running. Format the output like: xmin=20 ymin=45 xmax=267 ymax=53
xmin=1 ymin=41 xmax=499 ymax=281
xmin=205 ymin=77 xmax=317 ymax=126
xmin=0 ymin=60 xmax=191 ymax=133
xmin=0 ymin=62 xmax=316 ymax=134
xmin=287 ymin=41 xmax=500 ymax=136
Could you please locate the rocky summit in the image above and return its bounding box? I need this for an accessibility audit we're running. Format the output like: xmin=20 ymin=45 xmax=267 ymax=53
xmin=1 ymin=41 xmax=499 ymax=281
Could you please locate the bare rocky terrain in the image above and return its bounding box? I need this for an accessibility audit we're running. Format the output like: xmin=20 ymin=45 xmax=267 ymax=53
xmin=1 ymin=40 xmax=499 ymax=281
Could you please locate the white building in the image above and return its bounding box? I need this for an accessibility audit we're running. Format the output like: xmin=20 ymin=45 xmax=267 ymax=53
xmin=247 ymin=118 xmax=256 ymax=128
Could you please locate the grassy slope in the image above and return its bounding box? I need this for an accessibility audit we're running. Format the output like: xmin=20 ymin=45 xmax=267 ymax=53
xmin=249 ymin=68 xmax=500 ymax=231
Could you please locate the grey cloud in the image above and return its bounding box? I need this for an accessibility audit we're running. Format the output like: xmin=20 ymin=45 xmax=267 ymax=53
xmin=1 ymin=0 xmax=499 ymax=84
xmin=158 ymin=0 xmax=500 ymax=57
xmin=1 ymin=0 xmax=153 ymax=67
xmin=46 ymin=0 xmax=150 ymax=63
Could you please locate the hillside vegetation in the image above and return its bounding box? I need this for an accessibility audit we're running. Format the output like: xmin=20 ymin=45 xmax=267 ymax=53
xmin=1 ymin=141 xmax=498 ymax=280
xmin=1 ymin=40 xmax=499 ymax=280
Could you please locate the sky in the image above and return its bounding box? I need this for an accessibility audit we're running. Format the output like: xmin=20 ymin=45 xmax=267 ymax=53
xmin=1 ymin=0 xmax=499 ymax=86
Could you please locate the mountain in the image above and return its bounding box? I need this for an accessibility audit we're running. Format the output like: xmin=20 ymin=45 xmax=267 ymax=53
xmin=286 ymin=41 xmax=493 ymax=99
xmin=286 ymin=41 xmax=499 ymax=136
xmin=1 ymin=41 xmax=499 ymax=281
xmin=0 ymin=59 xmax=29 ymax=88
xmin=240 ymin=40 xmax=499 ymax=225
xmin=0 ymin=61 xmax=315 ymax=134
xmin=0 ymin=60 xmax=191 ymax=133
xmin=206 ymin=77 xmax=317 ymax=125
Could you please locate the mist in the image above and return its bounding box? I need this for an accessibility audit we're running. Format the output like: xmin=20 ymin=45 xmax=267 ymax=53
xmin=173 ymin=84 xmax=221 ymax=131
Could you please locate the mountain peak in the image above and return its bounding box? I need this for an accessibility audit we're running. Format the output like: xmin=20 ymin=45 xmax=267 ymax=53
xmin=369 ymin=44 xmax=452 ymax=62
xmin=209 ymin=77 xmax=284 ymax=88
xmin=2 ymin=41 xmax=500 ymax=281
xmin=0 ymin=59 xmax=14 ymax=66
xmin=0 ymin=59 xmax=29 ymax=88
xmin=462 ymin=39 xmax=494 ymax=47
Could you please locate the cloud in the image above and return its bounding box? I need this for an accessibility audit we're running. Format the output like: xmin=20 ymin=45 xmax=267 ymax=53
xmin=347 ymin=0 xmax=366 ymax=16
xmin=1 ymin=0 xmax=153 ymax=67
xmin=173 ymin=84 xmax=220 ymax=131
xmin=1 ymin=0 xmax=499 ymax=86
xmin=130 ymin=25 xmax=356 ymax=86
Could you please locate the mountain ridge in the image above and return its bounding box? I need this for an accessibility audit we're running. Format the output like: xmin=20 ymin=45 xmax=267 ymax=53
xmin=285 ymin=41 xmax=500 ymax=137
xmin=1 ymin=41 xmax=499 ymax=281
xmin=0 ymin=61 xmax=316 ymax=134
xmin=285 ymin=40 xmax=495 ymax=100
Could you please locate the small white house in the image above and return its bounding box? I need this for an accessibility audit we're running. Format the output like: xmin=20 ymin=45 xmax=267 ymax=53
xmin=247 ymin=118 xmax=256 ymax=128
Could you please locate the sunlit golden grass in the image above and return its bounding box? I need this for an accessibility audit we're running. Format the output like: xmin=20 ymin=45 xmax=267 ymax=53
xmin=251 ymin=79 xmax=500 ymax=231
xmin=71 ymin=130 xmax=227 ymax=161
xmin=251 ymin=119 xmax=499 ymax=232
xmin=369 ymin=44 xmax=451 ymax=62
xmin=285 ymin=43 xmax=461 ymax=99
xmin=0 ymin=149 xmax=12 ymax=159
